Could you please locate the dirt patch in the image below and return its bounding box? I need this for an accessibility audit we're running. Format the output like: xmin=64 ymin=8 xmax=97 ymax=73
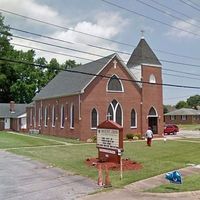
xmin=85 ymin=158 xmax=143 ymax=171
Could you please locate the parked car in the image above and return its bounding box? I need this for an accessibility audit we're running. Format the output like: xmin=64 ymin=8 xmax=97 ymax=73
xmin=164 ymin=124 xmax=179 ymax=135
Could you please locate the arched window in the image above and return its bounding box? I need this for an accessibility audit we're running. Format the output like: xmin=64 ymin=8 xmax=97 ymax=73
xmin=148 ymin=107 xmax=157 ymax=116
xmin=52 ymin=106 xmax=55 ymax=127
xmin=44 ymin=106 xmax=48 ymax=127
xmin=107 ymin=100 xmax=123 ymax=126
xmin=60 ymin=105 xmax=65 ymax=128
xmin=91 ymin=108 xmax=98 ymax=129
xmin=107 ymin=75 xmax=123 ymax=92
xmin=70 ymin=104 xmax=74 ymax=129
xmin=38 ymin=108 xmax=41 ymax=126
xmin=149 ymin=74 xmax=156 ymax=83
xmin=131 ymin=109 xmax=137 ymax=128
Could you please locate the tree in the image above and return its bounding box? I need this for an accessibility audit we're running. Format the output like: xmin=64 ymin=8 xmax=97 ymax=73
xmin=0 ymin=14 xmax=16 ymax=102
xmin=186 ymin=95 xmax=200 ymax=109
xmin=163 ymin=105 xmax=169 ymax=114
xmin=0 ymin=13 xmax=78 ymax=103
xmin=61 ymin=59 xmax=78 ymax=69
xmin=175 ymin=101 xmax=188 ymax=109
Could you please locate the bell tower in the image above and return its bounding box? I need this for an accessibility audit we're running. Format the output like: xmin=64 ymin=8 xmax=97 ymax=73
xmin=127 ymin=37 xmax=163 ymax=136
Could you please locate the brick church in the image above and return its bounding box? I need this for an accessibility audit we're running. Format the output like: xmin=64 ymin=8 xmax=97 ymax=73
xmin=27 ymin=37 xmax=163 ymax=141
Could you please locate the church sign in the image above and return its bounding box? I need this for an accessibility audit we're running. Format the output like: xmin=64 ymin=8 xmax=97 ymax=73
xmin=97 ymin=128 xmax=119 ymax=149
xmin=97 ymin=120 xmax=123 ymax=164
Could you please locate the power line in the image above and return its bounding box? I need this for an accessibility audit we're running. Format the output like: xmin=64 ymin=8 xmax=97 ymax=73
xmin=10 ymin=26 xmax=200 ymax=62
xmin=150 ymin=0 xmax=200 ymax=22
xmin=1 ymin=9 xmax=200 ymax=61
xmin=179 ymin=0 xmax=200 ymax=13
xmin=101 ymin=0 xmax=200 ymax=37
xmin=1 ymin=57 xmax=200 ymax=89
xmin=135 ymin=0 xmax=200 ymax=29
xmin=9 ymin=27 xmax=130 ymax=56
xmin=11 ymin=42 xmax=200 ymax=81
xmin=187 ymin=0 xmax=200 ymax=9
xmin=3 ymin=29 xmax=200 ymax=75
xmin=2 ymin=30 xmax=200 ymax=77
xmin=7 ymin=32 xmax=200 ymax=69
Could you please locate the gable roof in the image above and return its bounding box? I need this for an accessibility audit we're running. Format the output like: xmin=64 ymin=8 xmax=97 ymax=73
xmin=164 ymin=108 xmax=200 ymax=116
xmin=127 ymin=38 xmax=161 ymax=68
xmin=0 ymin=103 xmax=27 ymax=118
xmin=34 ymin=54 xmax=116 ymax=100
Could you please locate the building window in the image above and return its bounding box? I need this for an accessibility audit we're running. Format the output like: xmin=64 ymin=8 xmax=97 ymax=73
xmin=107 ymin=75 xmax=124 ymax=92
xmin=107 ymin=100 xmax=123 ymax=126
xmin=148 ymin=107 xmax=157 ymax=116
xmin=70 ymin=104 xmax=74 ymax=129
xmin=91 ymin=108 xmax=98 ymax=129
xmin=52 ymin=106 xmax=55 ymax=127
xmin=60 ymin=105 xmax=65 ymax=128
xmin=30 ymin=109 xmax=32 ymax=126
xmin=170 ymin=115 xmax=176 ymax=120
xmin=38 ymin=108 xmax=41 ymax=126
xmin=44 ymin=106 xmax=48 ymax=127
xmin=181 ymin=115 xmax=187 ymax=121
xmin=149 ymin=74 xmax=156 ymax=83
xmin=131 ymin=109 xmax=137 ymax=128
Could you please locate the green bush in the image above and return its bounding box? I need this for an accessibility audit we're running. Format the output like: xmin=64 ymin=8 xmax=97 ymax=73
xmin=92 ymin=135 xmax=97 ymax=143
xmin=126 ymin=133 xmax=134 ymax=140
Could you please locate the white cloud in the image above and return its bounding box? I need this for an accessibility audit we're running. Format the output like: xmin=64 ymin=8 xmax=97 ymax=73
xmin=0 ymin=0 xmax=64 ymax=25
xmin=166 ymin=19 xmax=199 ymax=39
xmin=11 ymin=12 xmax=129 ymax=64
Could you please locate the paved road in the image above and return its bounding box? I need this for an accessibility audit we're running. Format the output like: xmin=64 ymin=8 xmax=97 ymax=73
xmin=0 ymin=151 xmax=99 ymax=200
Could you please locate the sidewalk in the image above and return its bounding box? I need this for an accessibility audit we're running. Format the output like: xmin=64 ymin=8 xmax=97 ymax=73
xmin=81 ymin=165 xmax=200 ymax=200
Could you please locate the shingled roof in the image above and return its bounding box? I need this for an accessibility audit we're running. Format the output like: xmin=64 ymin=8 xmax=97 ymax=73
xmin=165 ymin=108 xmax=200 ymax=116
xmin=34 ymin=54 xmax=116 ymax=100
xmin=0 ymin=103 xmax=27 ymax=118
xmin=127 ymin=38 xmax=161 ymax=68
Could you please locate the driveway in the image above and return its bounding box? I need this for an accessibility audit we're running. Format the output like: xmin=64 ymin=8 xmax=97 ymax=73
xmin=0 ymin=151 xmax=99 ymax=200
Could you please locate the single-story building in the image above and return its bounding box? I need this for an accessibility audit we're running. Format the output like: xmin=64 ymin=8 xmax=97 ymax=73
xmin=164 ymin=108 xmax=200 ymax=124
xmin=0 ymin=101 xmax=27 ymax=132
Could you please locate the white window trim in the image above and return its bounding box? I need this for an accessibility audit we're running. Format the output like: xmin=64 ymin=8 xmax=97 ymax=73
xmin=44 ymin=107 xmax=47 ymax=127
xmin=38 ymin=108 xmax=41 ymax=126
xmin=148 ymin=106 xmax=158 ymax=117
xmin=108 ymin=100 xmax=123 ymax=127
xmin=149 ymin=74 xmax=156 ymax=84
xmin=91 ymin=108 xmax=99 ymax=130
xmin=106 ymin=74 xmax=124 ymax=93
xmin=60 ymin=105 xmax=64 ymax=128
xmin=130 ymin=109 xmax=137 ymax=129
xmin=70 ymin=104 xmax=74 ymax=129
xmin=30 ymin=109 xmax=32 ymax=126
xmin=170 ymin=115 xmax=175 ymax=121
xmin=181 ymin=115 xmax=187 ymax=121
xmin=52 ymin=105 xmax=55 ymax=127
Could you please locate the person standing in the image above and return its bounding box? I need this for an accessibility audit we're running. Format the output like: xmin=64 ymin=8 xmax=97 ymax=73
xmin=146 ymin=127 xmax=153 ymax=146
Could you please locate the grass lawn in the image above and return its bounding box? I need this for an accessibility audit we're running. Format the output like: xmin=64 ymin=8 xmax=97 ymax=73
xmin=1 ymin=132 xmax=199 ymax=188
xmin=179 ymin=124 xmax=200 ymax=131
xmin=147 ymin=174 xmax=200 ymax=193
xmin=0 ymin=131 xmax=62 ymax=148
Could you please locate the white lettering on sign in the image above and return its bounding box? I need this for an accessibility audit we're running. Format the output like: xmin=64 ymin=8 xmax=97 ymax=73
xmin=97 ymin=129 xmax=119 ymax=149
xmin=99 ymin=148 xmax=116 ymax=154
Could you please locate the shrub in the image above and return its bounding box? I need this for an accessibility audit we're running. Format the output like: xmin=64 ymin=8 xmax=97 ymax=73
xmin=134 ymin=133 xmax=142 ymax=139
xmin=126 ymin=133 xmax=134 ymax=140
xmin=133 ymin=136 xmax=139 ymax=140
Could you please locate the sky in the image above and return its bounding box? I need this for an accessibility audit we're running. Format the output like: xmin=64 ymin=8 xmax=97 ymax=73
xmin=0 ymin=0 xmax=200 ymax=105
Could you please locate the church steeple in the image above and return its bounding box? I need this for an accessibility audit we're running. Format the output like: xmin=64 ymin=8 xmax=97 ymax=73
xmin=127 ymin=38 xmax=161 ymax=68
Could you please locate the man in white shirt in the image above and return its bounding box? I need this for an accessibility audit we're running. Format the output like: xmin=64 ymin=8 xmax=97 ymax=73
xmin=146 ymin=127 xmax=153 ymax=146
